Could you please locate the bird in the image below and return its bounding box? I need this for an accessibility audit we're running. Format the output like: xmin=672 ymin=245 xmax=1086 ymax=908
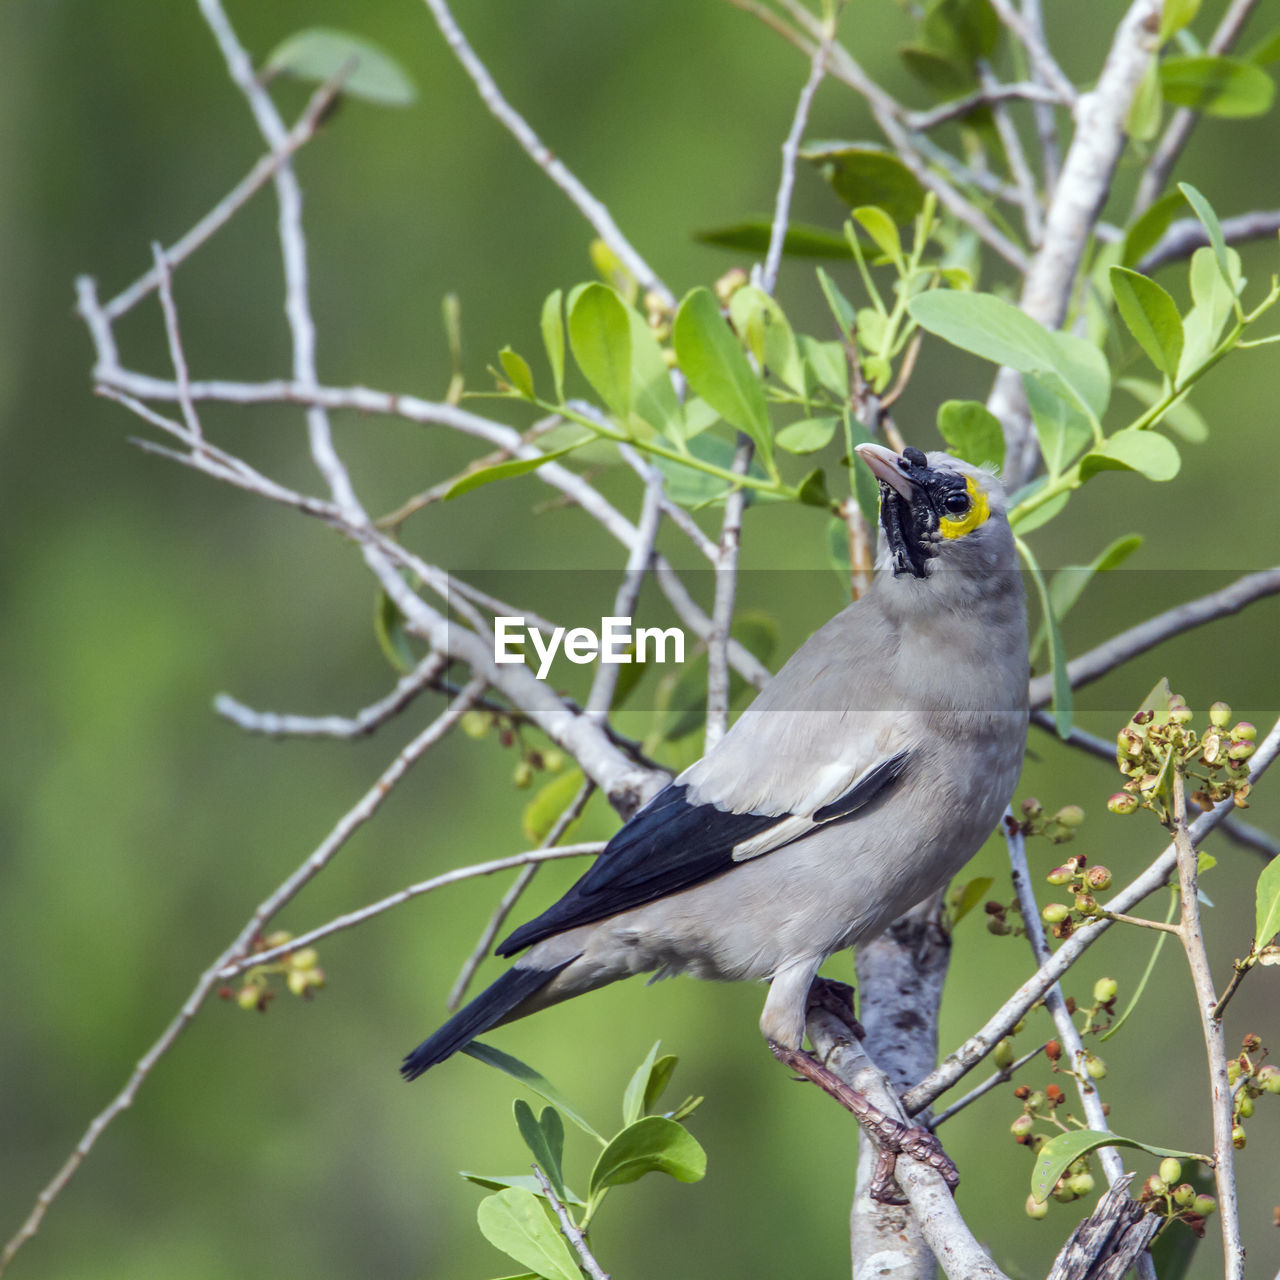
xmin=402 ymin=442 xmax=1028 ymax=1189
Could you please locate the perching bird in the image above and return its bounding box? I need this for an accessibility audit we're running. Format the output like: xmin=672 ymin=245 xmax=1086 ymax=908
xmin=402 ymin=444 xmax=1028 ymax=1124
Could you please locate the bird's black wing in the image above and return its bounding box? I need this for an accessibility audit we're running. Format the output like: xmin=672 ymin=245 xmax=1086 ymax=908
xmin=496 ymin=750 xmax=909 ymax=957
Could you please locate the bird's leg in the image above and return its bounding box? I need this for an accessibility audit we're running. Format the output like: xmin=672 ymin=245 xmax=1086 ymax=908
xmin=805 ymin=975 xmax=863 ymax=1038
xmin=767 ymin=1040 xmax=959 ymax=1204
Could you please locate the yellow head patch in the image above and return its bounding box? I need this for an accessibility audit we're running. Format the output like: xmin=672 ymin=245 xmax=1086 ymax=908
xmin=938 ymin=474 xmax=991 ymax=540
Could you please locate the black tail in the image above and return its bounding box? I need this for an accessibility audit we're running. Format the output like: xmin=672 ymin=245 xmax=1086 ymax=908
xmin=400 ymin=959 xmax=573 ymax=1081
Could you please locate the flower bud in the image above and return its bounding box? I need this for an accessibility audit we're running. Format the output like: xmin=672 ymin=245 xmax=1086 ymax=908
xmin=1025 ymin=1193 xmax=1049 ymax=1219
xmin=714 ymin=267 xmax=749 ymax=304
xmin=1232 ymin=721 xmax=1257 ymax=741
xmin=1046 ymin=865 xmax=1075 ymax=887
xmin=1158 ymin=1158 xmax=1182 ymax=1185
xmin=1193 ymin=1195 xmax=1216 ymax=1216
xmin=1052 ymin=1183 xmax=1078 ymax=1203
xmin=1085 ymin=866 xmax=1112 ymax=892
xmin=1231 ymin=1125 xmax=1246 ymax=1149
xmin=1209 ymin=701 xmax=1232 ymax=728
xmin=1085 ymin=1054 xmax=1107 ymax=1080
xmin=1172 ymin=1183 xmax=1195 ymax=1208
xmin=1107 ymin=792 xmax=1138 ymax=815
xmin=264 ymin=930 xmax=292 ymax=948
xmin=286 ymin=968 xmax=311 ymax=996
xmin=542 ymin=748 xmax=565 ymax=772
xmin=1042 ymin=902 xmax=1071 ymax=924
xmin=1094 ymin=977 xmax=1118 ymax=1003
xmin=994 ymin=1038 xmax=1015 ymax=1069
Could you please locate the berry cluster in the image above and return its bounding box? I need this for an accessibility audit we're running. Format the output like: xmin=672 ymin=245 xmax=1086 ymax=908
xmin=1227 ymin=1032 xmax=1280 ymax=1149
xmin=1040 ymin=856 xmax=1114 ymax=940
xmin=219 ymin=931 xmax=326 ymax=1013
xmin=1109 ymin=696 xmax=1256 ymax=825
xmin=461 ymin=709 xmax=567 ymax=789
xmin=1137 ymin=1158 xmax=1217 ymax=1237
xmin=1012 ymin=796 xmax=1086 ymax=844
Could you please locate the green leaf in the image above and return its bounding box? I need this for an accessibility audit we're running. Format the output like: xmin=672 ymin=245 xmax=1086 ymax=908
xmin=653 ymin=432 xmax=767 ymax=509
xmin=729 ymin=287 xmax=804 ymax=393
xmin=1247 ymin=25 xmax=1280 ymax=66
xmin=1080 ymin=429 xmax=1181 ymax=482
xmin=1117 ymin=377 xmax=1209 ymax=441
xmin=443 ymin=444 xmax=584 ymax=501
xmin=673 ymin=288 xmax=773 ymax=468
xmin=513 ymin=1101 xmax=569 ymax=1206
xmin=920 ymin=0 xmax=999 ymax=64
xmin=796 ymin=467 xmax=831 ymax=508
xmin=950 ymin=875 xmax=994 ymax=926
xmin=1032 ymin=1131 xmax=1204 ymax=1205
xmin=799 ymin=336 xmax=849 ymax=398
xmin=1160 ymin=0 xmax=1201 ymax=41
xmin=816 ymin=267 xmax=858 ymax=334
xmin=521 ymin=767 xmax=588 ymax=843
xmin=1127 ymin=55 xmax=1163 ymax=142
xmin=1179 ymin=184 xmax=1233 ymax=288
xmin=540 ymin=290 xmax=566 ymax=402
xmin=622 ymin=1042 xmax=663 ymax=1126
xmin=374 ymin=589 xmax=416 ymax=674
xmin=800 ymin=142 xmax=926 ymax=223
xmin=569 ymin=283 xmax=633 ymax=421
xmin=264 ymin=28 xmax=418 ymax=105
xmin=588 ymin=1116 xmax=707 ymax=1198
xmin=1178 ymin=246 xmax=1241 ymax=383
xmin=464 ymin=1043 xmax=607 ymax=1144
xmin=936 ymin=399 xmax=1005 ymax=470
xmin=1255 ymin=855 xmax=1280 ymax=949
xmin=499 ymin=347 xmax=536 ymax=400
xmin=852 ymin=206 xmax=902 ymax=267
xmin=476 ymin=1187 xmax=581 ymax=1280
xmin=1110 ymin=267 xmax=1184 ymax=379
xmin=1121 ymin=190 xmax=1188 ymax=269
xmin=899 ymin=45 xmax=976 ymax=98
xmin=776 ymin=416 xmax=840 ymax=455
xmin=461 ymin=1173 xmax=585 ymax=1208
xmin=909 ymin=290 xmax=1110 ymax=421
xmin=1023 ymin=374 xmax=1093 ymax=478
xmin=693 ymin=220 xmax=852 ymax=258
xmin=1160 ymin=55 xmax=1276 ymax=118
xmin=625 ymin=306 xmax=684 ymax=440
xmin=644 ymin=1056 xmax=679 ymax=1113
xmin=1018 ymin=537 xmax=1072 ymax=736
xmin=1008 ymin=488 xmax=1068 ymax=535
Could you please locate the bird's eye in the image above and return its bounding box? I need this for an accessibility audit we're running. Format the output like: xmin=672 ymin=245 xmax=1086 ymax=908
xmin=942 ymin=491 xmax=971 ymax=517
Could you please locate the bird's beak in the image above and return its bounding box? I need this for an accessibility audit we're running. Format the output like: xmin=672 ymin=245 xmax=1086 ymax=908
xmin=854 ymin=443 xmax=917 ymax=500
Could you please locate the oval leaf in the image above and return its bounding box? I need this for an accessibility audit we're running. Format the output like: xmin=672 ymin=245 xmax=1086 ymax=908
xmin=540 ymin=291 xmax=566 ymax=402
xmin=463 ymin=1043 xmax=606 ymax=1144
xmin=800 ymin=143 xmax=926 ymax=223
xmin=1255 ymin=855 xmax=1280 ymax=950
xmin=673 ymin=288 xmax=772 ymax=467
xmin=588 ymin=1116 xmax=707 ymax=1197
xmin=1032 ymin=1131 xmax=1204 ymax=1205
xmin=569 ymin=284 xmax=633 ymax=421
xmin=852 ymin=205 xmax=902 ymax=266
xmin=622 ymin=1042 xmax=662 ymax=1126
xmin=1110 ymin=267 xmax=1184 ymax=379
xmin=1080 ymin=429 xmax=1181 ymax=482
xmin=499 ymin=347 xmax=536 ymax=400
xmin=776 ymin=416 xmax=839 ymax=455
xmin=693 ymin=220 xmax=852 ymax=258
xmin=444 ymin=444 xmax=584 ymax=501
xmin=1160 ymin=54 xmax=1276 ymax=118
xmin=476 ymin=1187 xmax=580 ymax=1280
xmin=513 ymin=1101 xmax=568 ymax=1205
xmin=936 ymin=399 xmax=1005 ymax=470
xmin=264 ymin=28 xmax=417 ymax=106
xmin=1179 ymin=184 xmax=1234 ymax=289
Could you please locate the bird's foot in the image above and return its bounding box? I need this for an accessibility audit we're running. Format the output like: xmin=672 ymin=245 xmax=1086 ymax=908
xmin=806 ymin=976 xmax=863 ymax=1038
xmin=767 ymin=1040 xmax=958 ymax=1204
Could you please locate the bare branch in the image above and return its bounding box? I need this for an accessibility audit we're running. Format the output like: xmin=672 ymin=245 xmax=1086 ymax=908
xmin=1029 ymin=569 xmax=1280 ymax=709
xmin=101 ymin=77 xmax=344 ymax=321
xmin=805 ymin=1009 xmax=1012 ymax=1280
xmin=447 ymin=779 xmax=596 ymax=1010
xmin=531 ymin=1166 xmax=611 ymax=1280
xmin=904 ymin=81 xmax=1064 ymax=132
xmin=760 ymin=34 xmax=829 ymax=295
xmin=1135 ymin=0 xmax=1262 ymax=213
xmin=0 ymin=675 xmax=488 ymax=1274
xmin=1171 ymin=779 xmax=1244 ymax=1279
xmin=986 ymin=0 xmax=1079 ymax=108
xmin=905 ymin=712 xmax=1280 ymax=1113
xmin=979 ymin=62 xmax=1044 ymax=246
xmin=420 ymin=0 xmax=673 ymax=308
xmin=222 ymin=842 xmax=603 ymax=978
xmin=1137 ymin=210 xmax=1280 ymax=275
xmin=929 ymin=1044 xmax=1046 ymax=1128
xmin=1019 ymin=0 xmax=1061 ymax=190
xmin=151 ymin=244 xmax=202 ymax=441
xmin=705 ymin=439 xmax=753 ymax=749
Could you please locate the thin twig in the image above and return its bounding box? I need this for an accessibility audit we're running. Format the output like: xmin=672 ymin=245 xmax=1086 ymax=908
xmin=980 ymin=61 xmax=1043 ymax=246
xmin=151 ymin=244 xmax=202 ymax=441
xmin=760 ymin=34 xmax=829 ymax=295
xmin=987 ymin=0 xmax=1079 ymax=108
xmin=904 ymin=712 xmax=1280 ymax=1114
xmin=1019 ymin=0 xmax=1061 ymax=191
xmin=1029 ymin=569 xmax=1280 ymax=709
xmin=221 ymin=842 xmax=603 ymax=978
xmin=705 ymin=439 xmax=752 ymax=749
xmin=929 ymin=1044 xmax=1046 ymax=1129
xmin=905 ymin=81 xmax=1064 ymax=131
xmin=1135 ymin=0 xmax=1262 ymax=213
xmin=215 ymin=653 xmax=449 ymax=739
xmin=531 ymin=1165 xmax=611 ymax=1280
xmin=1171 ymin=776 xmax=1244 ymax=1279
xmin=0 ymin=677 xmax=488 ymax=1274
xmin=420 ymin=0 xmax=673 ymax=308
xmin=447 ymin=779 xmax=597 ymax=1010
xmin=1137 ymin=210 xmax=1280 ymax=275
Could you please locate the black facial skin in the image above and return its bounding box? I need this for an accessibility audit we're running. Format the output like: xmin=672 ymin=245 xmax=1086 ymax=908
xmin=878 ymin=450 xmax=972 ymax=579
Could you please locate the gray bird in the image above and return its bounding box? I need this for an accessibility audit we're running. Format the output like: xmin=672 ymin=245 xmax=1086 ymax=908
xmin=403 ymin=444 xmax=1028 ymax=1149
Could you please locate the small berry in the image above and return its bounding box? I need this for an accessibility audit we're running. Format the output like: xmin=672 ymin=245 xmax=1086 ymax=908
xmin=1257 ymin=1064 xmax=1280 ymax=1094
xmin=1013 ymin=1084 xmax=1031 ymax=1100
xmin=1074 ymin=893 xmax=1099 ymax=916
xmin=1042 ymin=902 xmax=1071 ymax=924
xmin=1228 ymin=739 xmax=1256 ymax=761
xmin=1107 ymin=793 xmax=1138 ymax=815
xmin=1025 ymin=1193 xmax=1049 ymax=1220
xmin=1084 ymin=1054 xmax=1107 ymax=1080
xmin=1046 ymin=1040 xmax=1062 ymax=1063
xmin=1142 ymin=1175 xmax=1166 ymax=1199
xmin=1055 ymin=805 xmax=1085 ymax=828
xmin=1236 ymin=1095 xmax=1254 ymax=1119
xmin=1231 ymin=1125 xmax=1247 ymax=1149
xmin=1085 ymin=866 xmax=1112 ymax=892
xmin=994 ymin=1038 xmax=1014 ymax=1069
xmin=1158 ymin=1158 xmax=1182 ymax=1185
xmin=1045 ymin=1083 xmax=1064 ymax=1104
xmin=1233 ymin=722 xmax=1257 ymax=742
xmin=1193 ymin=1194 xmax=1217 ymax=1216
xmin=512 ymin=760 xmax=534 ymax=788
xmin=1094 ymin=977 xmax=1118 ymax=1003
xmin=1068 ymin=1172 xmax=1095 ymax=1196
xmin=1173 ymin=1183 xmax=1196 ymax=1208
xmin=1209 ymin=701 xmax=1232 ymax=729
xmin=1020 ymin=797 xmax=1043 ymax=819
xmin=1010 ymin=1114 xmax=1034 ymax=1137
xmin=1046 ymin=866 xmax=1075 ymax=886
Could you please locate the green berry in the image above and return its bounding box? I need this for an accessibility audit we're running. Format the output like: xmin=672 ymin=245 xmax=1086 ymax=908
xmin=1193 ymin=1195 xmax=1217 ymax=1216
xmin=1042 ymin=902 xmax=1071 ymax=924
xmin=1209 ymin=701 xmax=1232 ymax=729
xmin=1025 ymin=1193 xmax=1049 ymax=1220
xmin=993 ymin=1037 xmax=1014 ymax=1069
xmin=1257 ymin=1064 xmax=1280 ymax=1094
xmin=512 ymin=760 xmax=534 ymax=788
xmin=1085 ymin=1054 xmax=1107 ymax=1080
xmin=1236 ymin=1095 xmax=1254 ymax=1119
xmin=1046 ymin=866 xmax=1075 ymax=887
xmin=1094 ymin=977 xmax=1118 ymax=1003
xmin=1158 ymin=1158 xmax=1182 ymax=1185
xmin=1228 ymin=739 xmax=1256 ymax=761
xmin=1233 ymin=722 xmax=1257 ymax=741
xmin=1231 ymin=1125 xmax=1246 ymax=1149
xmin=1107 ymin=793 xmax=1139 ymax=816
xmin=1068 ymin=1172 xmax=1095 ymax=1196
xmin=1010 ymin=1114 xmax=1034 ymax=1137
xmin=1085 ymin=866 xmax=1112 ymax=892
xmin=1055 ymin=805 xmax=1085 ymax=828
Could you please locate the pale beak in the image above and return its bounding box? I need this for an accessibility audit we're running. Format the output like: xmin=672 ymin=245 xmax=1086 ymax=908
xmin=854 ymin=443 xmax=917 ymax=501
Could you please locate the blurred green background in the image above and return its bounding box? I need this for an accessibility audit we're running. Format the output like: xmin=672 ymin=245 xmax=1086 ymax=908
xmin=2 ymin=2 xmax=1279 ymax=1277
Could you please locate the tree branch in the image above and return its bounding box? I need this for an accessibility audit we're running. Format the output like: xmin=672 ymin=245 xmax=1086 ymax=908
xmin=705 ymin=439 xmax=752 ymax=749
xmin=1137 ymin=210 xmax=1280 ymax=274
xmin=1029 ymin=568 xmax=1280 ymax=709
xmin=531 ymin=1165 xmax=611 ymax=1280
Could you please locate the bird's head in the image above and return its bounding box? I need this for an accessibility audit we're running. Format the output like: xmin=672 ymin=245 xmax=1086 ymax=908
xmin=855 ymin=443 xmax=1014 ymax=582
